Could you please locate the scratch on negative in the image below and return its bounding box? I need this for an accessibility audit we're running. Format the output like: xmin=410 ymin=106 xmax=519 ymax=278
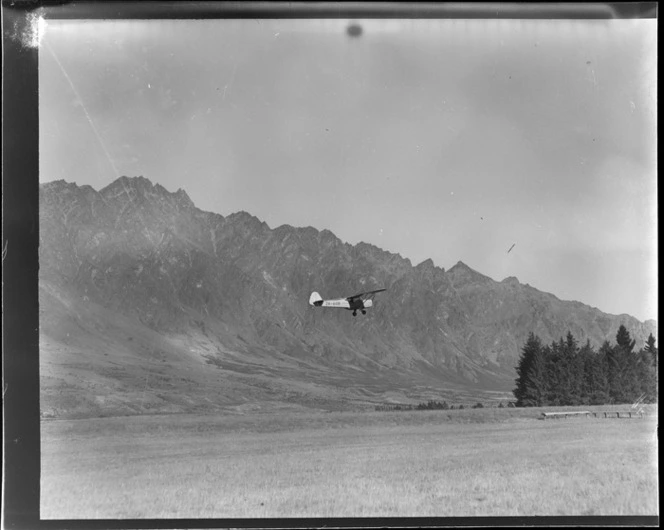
xmin=45 ymin=42 xmax=120 ymax=180
xmin=223 ymin=63 xmax=238 ymax=101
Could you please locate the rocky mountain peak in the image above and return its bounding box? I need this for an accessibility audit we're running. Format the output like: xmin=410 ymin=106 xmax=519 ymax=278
xmin=448 ymin=260 xmax=493 ymax=286
xmin=227 ymin=210 xmax=269 ymax=229
xmin=41 ymin=178 xmax=68 ymax=189
xmin=174 ymin=187 xmax=194 ymax=208
xmin=353 ymin=241 xmax=409 ymax=265
xmin=92 ymin=176 xmax=199 ymax=218
xmin=416 ymin=258 xmax=436 ymax=270
xmin=40 ymin=179 xmax=82 ymax=196
xmin=100 ymin=175 xmax=160 ymax=197
xmin=319 ymin=229 xmax=344 ymax=249
xmin=99 ymin=176 xmax=136 ymax=199
xmin=450 ymin=260 xmax=471 ymax=271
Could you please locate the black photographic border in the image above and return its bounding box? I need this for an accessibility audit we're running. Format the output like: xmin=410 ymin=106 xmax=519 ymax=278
xmin=2 ymin=2 xmax=658 ymax=528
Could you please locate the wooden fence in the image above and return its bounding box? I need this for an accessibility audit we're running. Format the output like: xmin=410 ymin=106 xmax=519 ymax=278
xmin=542 ymin=410 xmax=646 ymax=420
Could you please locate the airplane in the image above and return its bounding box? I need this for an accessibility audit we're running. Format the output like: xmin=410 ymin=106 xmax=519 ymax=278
xmin=309 ymin=288 xmax=386 ymax=316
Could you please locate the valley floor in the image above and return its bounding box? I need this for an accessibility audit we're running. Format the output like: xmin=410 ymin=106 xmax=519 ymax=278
xmin=41 ymin=406 xmax=658 ymax=519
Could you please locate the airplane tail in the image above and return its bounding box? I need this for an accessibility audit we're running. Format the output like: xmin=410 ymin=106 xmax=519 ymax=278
xmin=309 ymin=291 xmax=324 ymax=306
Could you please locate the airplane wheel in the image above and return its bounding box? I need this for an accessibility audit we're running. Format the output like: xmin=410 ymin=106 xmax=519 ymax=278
xmin=353 ymin=312 xmax=357 ymax=316
xmin=361 ymin=310 xmax=366 ymax=315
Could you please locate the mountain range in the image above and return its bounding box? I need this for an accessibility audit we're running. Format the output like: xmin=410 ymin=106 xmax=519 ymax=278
xmin=39 ymin=176 xmax=657 ymax=418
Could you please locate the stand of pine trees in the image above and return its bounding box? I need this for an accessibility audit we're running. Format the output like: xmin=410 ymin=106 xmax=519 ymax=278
xmin=513 ymin=326 xmax=658 ymax=407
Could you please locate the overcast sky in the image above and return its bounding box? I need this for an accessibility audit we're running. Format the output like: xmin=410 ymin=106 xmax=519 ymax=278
xmin=39 ymin=18 xmax=657 ymax=322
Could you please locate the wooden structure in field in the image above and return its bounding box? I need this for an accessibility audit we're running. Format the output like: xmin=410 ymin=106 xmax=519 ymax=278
xmin=541 ymin=410 xmax=645 ymax=420
xmin=541 ymin=411 xmax=591 ymax=420
xmin=591 ymin=410 xmax=645 ymax=419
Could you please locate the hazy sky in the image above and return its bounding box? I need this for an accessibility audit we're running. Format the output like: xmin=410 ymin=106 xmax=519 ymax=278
xmin=39 ymin=18 xmax=657 ymax=322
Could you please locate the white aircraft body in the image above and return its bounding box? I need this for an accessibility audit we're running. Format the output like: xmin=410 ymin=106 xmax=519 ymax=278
xmin=309 ymin=288 xmax=386 ymax=316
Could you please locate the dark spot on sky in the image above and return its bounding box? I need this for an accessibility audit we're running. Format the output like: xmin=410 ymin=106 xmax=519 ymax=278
xmin=586 ymin=61 xmax=592 ymax=65
xmin=347 ymin=23 xmax=363 ymax=38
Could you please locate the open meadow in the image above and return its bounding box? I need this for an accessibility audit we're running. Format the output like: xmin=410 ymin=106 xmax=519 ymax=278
xmin=41 ymin=405 xmax=658 ymax=519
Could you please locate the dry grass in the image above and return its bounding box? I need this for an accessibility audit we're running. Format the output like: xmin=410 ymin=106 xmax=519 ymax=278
xmin=41 ymin=406 xmax=658 ymax=519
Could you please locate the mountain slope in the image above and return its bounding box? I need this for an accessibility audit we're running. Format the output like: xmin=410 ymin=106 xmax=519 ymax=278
xmin=38 ymin=177 xmax=657 ymax=417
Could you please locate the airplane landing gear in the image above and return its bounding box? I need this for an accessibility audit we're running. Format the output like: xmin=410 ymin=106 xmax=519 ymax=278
xmin=361 ymin=310 xmax=366 ymax=315
xmin=352 ymin=311 xmax=357 ymax=316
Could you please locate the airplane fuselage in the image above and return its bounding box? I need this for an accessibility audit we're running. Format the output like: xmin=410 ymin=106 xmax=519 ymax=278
xmin=309 ymin=289 xmax=383 ymax=316
xmin=318 ymin=298 xmax=373 ymax=311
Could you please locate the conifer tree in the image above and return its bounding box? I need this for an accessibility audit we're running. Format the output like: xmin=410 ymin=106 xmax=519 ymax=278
xmin=610 ymin=325 xmax=640 ymax=403
xmin=514 ymin=333 xmax=547 ymax=407
xmin=564 ymin=331 xmax=584 ymax=404
xmin=639 ymin=334 xmax=658 ymax=402
xmin=590 ymin=346 xmax=610 ymax=404
xmin=644 ymin=333 xmax=658 ymax=369
xmin=524 ymin=342 xmax=548 ymax=406
xmin=635 ymin=349 xmax=656 ymax=402
xmin=579 ymin=339 xmax=596 ymax=404
xmin=546 ymin=339 xmax=566 ymax=405
xmin=597 ymin=340 xmax=616 ymax=403
xmin=605 ymin=339 xmax=627 ymax=403
xmin=616 ymin=324 xmax=637 ymax=353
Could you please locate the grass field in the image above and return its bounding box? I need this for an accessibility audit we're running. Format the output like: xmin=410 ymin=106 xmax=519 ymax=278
xmin=41 ymin=406 xmax=659 ymax=518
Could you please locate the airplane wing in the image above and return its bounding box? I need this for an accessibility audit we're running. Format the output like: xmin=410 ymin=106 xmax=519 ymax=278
xmin=346 ymin=288 xmax=386 ymax=302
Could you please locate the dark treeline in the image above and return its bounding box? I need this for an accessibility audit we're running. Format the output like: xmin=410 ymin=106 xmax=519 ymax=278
xmin=513 ymin=325 xmax=658 ymax=407
xmin=374 ymin=401 xmax=515 ymax=412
